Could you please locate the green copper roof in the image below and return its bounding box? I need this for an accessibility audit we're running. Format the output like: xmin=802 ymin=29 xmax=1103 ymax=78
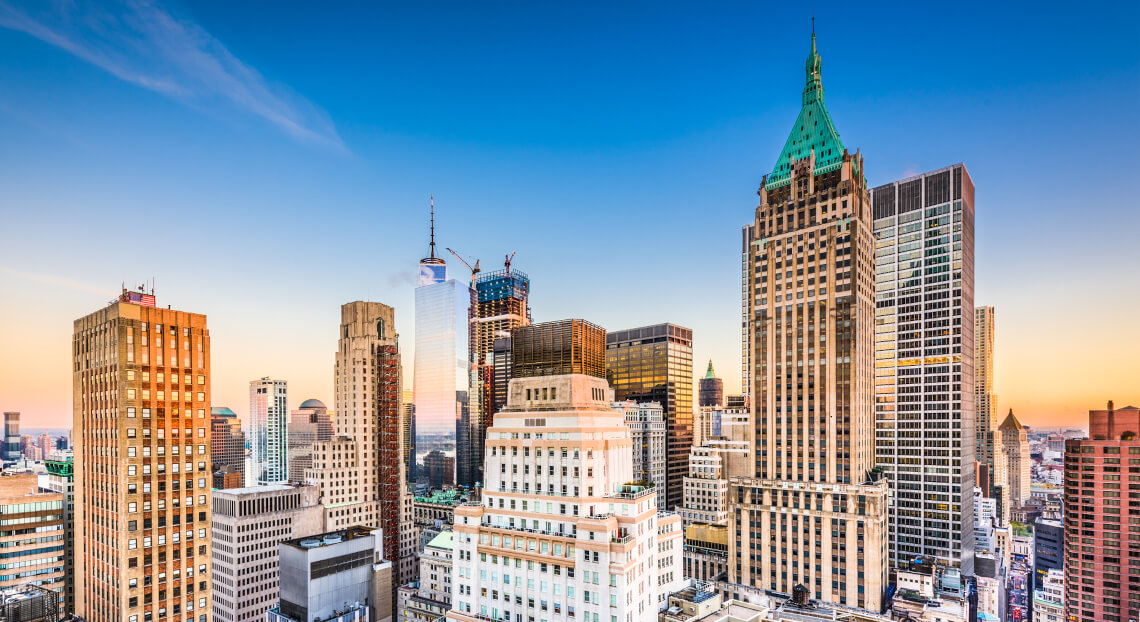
xmin=427 ymin=530 xmax=454 ymax=551
xmin=704 ymin=360 xmax=716 ymax=380
xmin=765 ymin=32 xmax=848 ymax=190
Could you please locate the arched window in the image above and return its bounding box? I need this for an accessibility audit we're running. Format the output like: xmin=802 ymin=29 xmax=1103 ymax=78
xmin=376 ymin=320 xmax=385 ymax=339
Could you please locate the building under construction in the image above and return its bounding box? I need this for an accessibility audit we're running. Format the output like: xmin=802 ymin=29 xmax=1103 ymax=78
xmin=457 ymin=266 xmax=530 ymax=488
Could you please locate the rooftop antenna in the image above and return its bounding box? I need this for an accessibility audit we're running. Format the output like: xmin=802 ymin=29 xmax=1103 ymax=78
xmin=429 ymin=195 xmax=436 ymax=260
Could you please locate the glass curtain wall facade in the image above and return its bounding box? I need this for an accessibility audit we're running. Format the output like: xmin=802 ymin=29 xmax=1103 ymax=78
xmin=414 ymin=273 xmax=471 ymax=439
xmin=511 ymin=319 xmax=606 ymax=379
xmin=871 ymin=164 xmax=976 ymax=575
xmin=605 ymin=323 xmax=693 ymax=509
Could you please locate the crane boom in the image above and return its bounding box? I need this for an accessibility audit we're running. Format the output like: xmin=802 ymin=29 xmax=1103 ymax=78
xmin=446 ymin=247 xmax=481 ymax=276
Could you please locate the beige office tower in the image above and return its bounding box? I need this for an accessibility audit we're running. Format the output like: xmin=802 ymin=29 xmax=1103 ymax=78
xmin=306 ymin=302 xmax=404 ymax=573
xmin=974 ymin=307 xmax=1000 ymax=489
xmin=73 ymin=290 xmax=212 ymax=622
xmin=729 ymin=32 xmax=889 ymax=611
xmin=999 ymin=409 xmax=1030 ymax=508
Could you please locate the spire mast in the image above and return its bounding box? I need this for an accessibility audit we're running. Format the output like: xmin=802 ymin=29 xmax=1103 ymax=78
xmin=429 ymin=194 xmax=436 ymax=259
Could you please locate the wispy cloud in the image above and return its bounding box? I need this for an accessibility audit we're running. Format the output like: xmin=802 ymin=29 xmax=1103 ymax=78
xmin=0 ymin=266 xmax=116 ymax=296
xmin=0 ymin=0 xmax=345 ymax=150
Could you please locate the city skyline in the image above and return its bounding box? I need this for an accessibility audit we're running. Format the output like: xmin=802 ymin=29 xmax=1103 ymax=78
xmin=3 ymin=2 xmax=1140 ymax=430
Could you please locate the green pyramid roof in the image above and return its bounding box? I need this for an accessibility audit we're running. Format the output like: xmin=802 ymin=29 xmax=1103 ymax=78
xmin=765 ymin=32 xmax=850 ymax=190
xmin=704 ymin=360 xmax=716 ymax=379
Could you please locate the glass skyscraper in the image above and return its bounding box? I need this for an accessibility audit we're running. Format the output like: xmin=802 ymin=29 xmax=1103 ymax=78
xmin=414 ymin=205 xmax=471 ymax=488
xmin=250 ymin=377 xmax=288 ymax=484
xmin=606 ymin=323 xmax=693 ymax=510
xmin=414 ymin=272 xmax=471 ymax=438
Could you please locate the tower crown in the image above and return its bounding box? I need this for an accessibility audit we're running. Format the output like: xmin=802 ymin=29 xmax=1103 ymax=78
xmin=765 ymin=29 xmax=851 ymax=190
xmin=803 ymin=32 xmax=823 ymax=105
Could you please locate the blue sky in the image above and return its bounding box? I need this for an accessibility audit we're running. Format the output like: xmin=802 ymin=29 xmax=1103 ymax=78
xmin=1 ymin=0 xmax=1138 ymax=428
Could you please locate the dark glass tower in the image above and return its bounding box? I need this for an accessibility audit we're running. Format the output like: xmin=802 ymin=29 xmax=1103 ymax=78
xmin=512 ymin=319 xmax=606 ymax=379
xmin=605 ymin=323 xmax=693 ymax=509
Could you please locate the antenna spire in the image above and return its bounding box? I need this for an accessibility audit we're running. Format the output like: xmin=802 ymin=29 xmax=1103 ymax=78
xmin=429 ymin=195 xmax=436 ymax=259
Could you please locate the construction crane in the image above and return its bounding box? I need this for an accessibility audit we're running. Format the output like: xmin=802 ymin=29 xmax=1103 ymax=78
xmin=446 ymin=247 xmax=481 ymax=277
xmin=504 ymin=251 xmax=516 ymax=272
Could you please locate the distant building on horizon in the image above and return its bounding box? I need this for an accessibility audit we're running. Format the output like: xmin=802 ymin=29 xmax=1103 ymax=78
xmin=3 ymin=412 xmax=19 ymax=464
xmin=1001 ymin=409 xmax=1031 ymax=508
xmin=1063 ymin=402 xmax=1140 ymax=622
xmin=423 ymin=450 xmax=454 ymax=490
xmin=250 ymin=377 xmax=288 ymax=484
xmin=698 ymin=360 xmax=724 ymax=407
xmin=211 ymin=406 xmax=246 ymax=488
xmin=287 ymin=398 xmax=332 ymax=484
xmin=606 ymin=323 xmax=694 ymax=510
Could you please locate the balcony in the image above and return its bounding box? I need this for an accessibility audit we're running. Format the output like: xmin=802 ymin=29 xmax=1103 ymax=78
xmin=605 ymin=485 xmax=655 ymax=501
xmin=480 ymin=521 xmax=576 ymax=539
xmin=611 ymin=533 xmax=634 ymax=544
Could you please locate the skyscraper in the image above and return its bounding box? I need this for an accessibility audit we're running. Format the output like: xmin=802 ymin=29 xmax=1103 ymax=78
xmin=42 ymin=457 xmax=75 ymax=615
xmin=414 ymin=204 xmax=471 ymax=443
xmin=730 ymin=31 xmax=889 ymax=610
xmin=73 ymin=289 xmax=212 ymax=622
xmin=606 ymin=323 xmax=693 ymax=510
xmin=1000 ymin=409 xmax=1030 ymax=509
xmin=445 ymin=374 xmax=685 ymax=622
xmin=1063 ymin=402 xmax=1140 ymax=622
xmin=974 ymin=306 xmax=998 ymax=491
xmin=458 ymin=265 xmax=530 ymax=488
xmin=615 ymin=400 xmax=667 ymax=509
xmin=3 ymin=411 xmax=19 ymax=464
xmin=699 ymin=360 xmax=724 ymax=407
xmin=37 ymin=432 xmax=53 ymax=460
xmin=307 ymin=302 xmax=403 ymax=573
xmin=286 ymin=399 xmax=332 ymax=484
xmin=250 ymin=377 xmax=288 ymax=484
xmin=511 ymin=319 xmax=606 ymax=379
xmin=870 ymin=164 xmax=976 ymax=574
xmin=402 ymin=389 xmax=415 ymax=483
xmin=211 ymin=406 xmax=246 ymax=488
